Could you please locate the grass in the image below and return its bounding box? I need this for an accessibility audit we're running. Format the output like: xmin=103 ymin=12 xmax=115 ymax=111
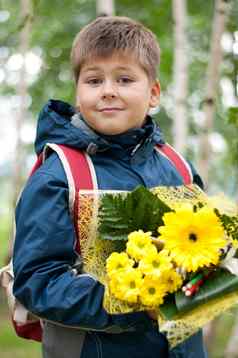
xmin=0 ymin=292 xmax=41 ymax=358
xmin=0 ymin=326 xmax=41 ymax=358
xmin=0 ymin=217 xmax=41 ymax=357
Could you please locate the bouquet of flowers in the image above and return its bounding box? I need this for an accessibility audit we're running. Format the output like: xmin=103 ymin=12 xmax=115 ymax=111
xmin=78 ymin=184 xmax=238 ymax=348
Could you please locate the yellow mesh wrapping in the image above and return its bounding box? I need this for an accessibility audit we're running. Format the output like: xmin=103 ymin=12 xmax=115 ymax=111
xmin=77 ymin=192 xmax=95 ymax=259
xmin=152 ymin=184 xmax=207 ymax=208
xmin=78 ymin=191 xmax=115 ymax=283
xmin=76 ymin=185 xmax=238 ymax=348
xmin=158 ymin=291 xmax=238 ymax=348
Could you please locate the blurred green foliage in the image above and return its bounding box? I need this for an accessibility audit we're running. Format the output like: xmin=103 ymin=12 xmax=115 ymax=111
xmin=228 ymin=107 xmax=238 ymax=126
xmin=0 ymin=1 xmax=237 ymax=356
xmin=0 ymin=215 xmax=11 ymax=267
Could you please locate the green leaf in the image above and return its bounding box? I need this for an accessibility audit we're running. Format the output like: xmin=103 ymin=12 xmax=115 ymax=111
xmin=176 ymin=269 xmax=238 ymax=315
xmin=100 ymin=234 xmax=128 ymax=241
xmin=159 ymin=294 xmax=179 ymax=320
xmin=228 ymin=107 xmax=238 ymax=127
xmin=159 ymin=269 xmax=238 ymax=320
xmin=215 ymin=211 xmax=238 ymax=242
xmin=98 ymin=186 xmax=171 ymax=241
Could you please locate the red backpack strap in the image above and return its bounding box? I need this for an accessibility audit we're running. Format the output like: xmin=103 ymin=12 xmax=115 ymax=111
xmin=29 ymin=153 xmax=44 ymax=177
xmin=9 ymin=144 xmax=97 ymax=343
xmin=43 ymin=143 xmax=98 ymax=252
xmin=155 ymin=143 xmax=193 ymax=185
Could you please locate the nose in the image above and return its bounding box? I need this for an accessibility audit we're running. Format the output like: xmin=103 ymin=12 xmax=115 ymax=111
xmin=101 ymin=80 xmax=117 ymax=99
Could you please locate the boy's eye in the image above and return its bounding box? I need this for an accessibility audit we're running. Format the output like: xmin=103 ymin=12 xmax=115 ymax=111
xmin=86 ymin=78 xmax=102 ymax=85
xmin=118 ymin=77 xmax=134 ymax=84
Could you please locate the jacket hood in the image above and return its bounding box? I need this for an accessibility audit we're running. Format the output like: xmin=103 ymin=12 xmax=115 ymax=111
xmin=35 ymin=99 xmax=165 ymax=159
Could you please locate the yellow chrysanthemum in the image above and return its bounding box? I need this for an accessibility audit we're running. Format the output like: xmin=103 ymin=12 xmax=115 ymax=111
xmin=139 ymin=275 xmax=167 ymax=307
xmin=109 ymin=268 xmax=143 ymax=304
xmin=157 ymin=249 xmax=172 ymax=261
xmin=106 ymin=252 xmax=134 ymax=277
xmin=160 ymin=269 xmax=183 ymax=293
xmin=126 ymin=230 xmax=157 ymax=261
xmin=158 ymin=204 xmax=226 ymax=272
xmin=138 ymin=250 xmax=172 ymax=276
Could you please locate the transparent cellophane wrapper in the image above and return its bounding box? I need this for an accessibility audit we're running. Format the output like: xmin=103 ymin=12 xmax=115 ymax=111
xmin=77 ymin=184 xmax=238 ymax=348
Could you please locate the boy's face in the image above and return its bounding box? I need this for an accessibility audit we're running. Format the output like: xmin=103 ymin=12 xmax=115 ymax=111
xmin=76 ymin=53 xmax=160 ymax=135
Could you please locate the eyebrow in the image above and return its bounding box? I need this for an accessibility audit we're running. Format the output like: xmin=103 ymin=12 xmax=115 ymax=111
xmin=82 ymin=66 xmax=133 ymax=73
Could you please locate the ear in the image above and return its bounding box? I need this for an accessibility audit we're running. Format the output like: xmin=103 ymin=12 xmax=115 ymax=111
xmin=149 ymin=80 xmax=160 ymax=108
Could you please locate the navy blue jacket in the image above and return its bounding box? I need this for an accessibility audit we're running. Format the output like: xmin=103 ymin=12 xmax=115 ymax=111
xmin=13 ymin=100 xmax=206 ymax=357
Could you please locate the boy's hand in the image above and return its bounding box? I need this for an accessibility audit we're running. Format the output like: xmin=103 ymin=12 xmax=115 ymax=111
xmin=147 ymin=310 xmax=158 ymax=321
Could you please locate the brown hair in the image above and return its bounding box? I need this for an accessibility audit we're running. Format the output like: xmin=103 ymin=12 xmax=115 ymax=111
xmin=71 ymin=16 xmax=160 ymax=83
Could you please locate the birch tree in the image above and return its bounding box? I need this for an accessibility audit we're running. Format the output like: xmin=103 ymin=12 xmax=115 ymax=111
xmin=172 ymin=0 xmax=188 ymax=154
xmin=225 ymin=313 xmax=238 ymax=358
xmin=8 ymin=0 xmax=32 ymax=257
xmin=12 ymin=0 xmax=32 ymax=202
xmin=96 ymin=0 xmax=115 ymax=16
xmin=198 ymin=0 xmax=230 ymax=185
xmin=225 ymin=108 xmax=238 ymax=357
xmin=200 ymin=0 xmax=230 ymax=347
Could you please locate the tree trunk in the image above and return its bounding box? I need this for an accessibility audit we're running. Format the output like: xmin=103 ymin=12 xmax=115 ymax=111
xmin=201 ymin=1 xmax=231 ymax=349
xmin=96 ymin=0 xmax=115 ymax=16
xmin=198 ymin=0 xmax=230 ymax=186
xmin=203 ymin=319 xmax=220 ymax=355
xmin=225 ymin=313 xmax=238 ymax=358
xmin=7 ymin=0 xmax=32 ymax=258
xmin=172 ymin=0 xmax=188 ymax=154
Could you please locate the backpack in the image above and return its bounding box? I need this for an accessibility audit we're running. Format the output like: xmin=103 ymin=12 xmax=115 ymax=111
xmin=0 ymin=142 xmax=193 ymax=342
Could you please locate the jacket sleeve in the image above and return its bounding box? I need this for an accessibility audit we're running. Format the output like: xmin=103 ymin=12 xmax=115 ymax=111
xmin=13 ymin=154 xmax=153 ymax=332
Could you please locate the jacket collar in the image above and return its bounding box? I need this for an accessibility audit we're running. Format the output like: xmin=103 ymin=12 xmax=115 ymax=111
xmin=35 ymin=99 xmax=165 ymax=163
xmin=72 ymin=112 xmax=165 ymax=162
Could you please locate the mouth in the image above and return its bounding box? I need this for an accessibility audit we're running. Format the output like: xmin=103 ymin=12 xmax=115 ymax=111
xmin=99 ymin=108 xmax=124 ymax=112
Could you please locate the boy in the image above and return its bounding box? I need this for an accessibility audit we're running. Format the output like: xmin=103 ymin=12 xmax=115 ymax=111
xmin=13 ymin=16 xmax=206 ymax=358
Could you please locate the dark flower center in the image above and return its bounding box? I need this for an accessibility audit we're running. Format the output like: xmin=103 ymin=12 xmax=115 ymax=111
xmin=130 ymin=281 xmax=136 ymax=289
xmin=148 ymin=287 xmax=156 ymax=295
xmin=152 ymin=260 xmax=160 ymax=268
xmin=189 ymin=233 xmax=197 ymax=242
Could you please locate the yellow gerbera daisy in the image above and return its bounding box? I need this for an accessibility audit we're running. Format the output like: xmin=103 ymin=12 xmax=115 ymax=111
xmin=106 ymin=252 xmax=134 ymax=277
xmin=109 ymin=268 xmax=143 ymax=304
xmin=160 ymin=269 xmax=183 ymax=293
xmin=126 ymin=230 xmax=157 ymax=261
xmin=138 ymin=250 xmax=172 ymax=276
xmin=139 ymin=275 xmax=167 ymax=307
xmin=158 ymin=204 xmax=226 ymax=272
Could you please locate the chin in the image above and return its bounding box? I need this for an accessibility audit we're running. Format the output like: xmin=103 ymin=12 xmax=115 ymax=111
xmin=96 ymin=127 xmax=127 ymax=136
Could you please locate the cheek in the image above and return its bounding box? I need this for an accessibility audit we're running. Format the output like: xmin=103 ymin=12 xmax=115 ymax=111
xmin=126 ymin=85 xmax=151 ymax=104
xmin=130 ymin=93 xmax=151 ymax=113
xmin=76 ymin=84 xmax=94 ymax=107
xmin=76 ymin=91 xmax=93 ymax=110
xmin=124 ymin=91 xmax=144 ymax=106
